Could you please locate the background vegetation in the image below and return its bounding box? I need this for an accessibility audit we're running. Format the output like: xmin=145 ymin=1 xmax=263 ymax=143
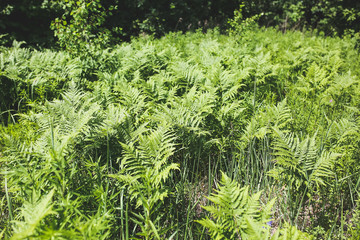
xmin=1 ymin=1 xmax=360 ymax=239
xmin=1 ymin=0 xmax=360 ymax=46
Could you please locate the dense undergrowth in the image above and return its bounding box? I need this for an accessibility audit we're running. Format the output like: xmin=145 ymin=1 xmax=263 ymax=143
xmin=1 ymin=27 xmax=360 ymax=239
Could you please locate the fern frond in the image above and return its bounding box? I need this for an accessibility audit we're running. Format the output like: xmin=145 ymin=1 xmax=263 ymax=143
xmin=309 ymin=151 xmax=339 ymax=187
xmin=109 ymin=127 xmax=179 ymax=238
xmin=198 ymin=172 xmax=273 ymax=239
xmin=270 ymin=128 xmax=337 ymax=190
xmin=271 ymin=222 xmax=314 ymax=240
xmin=11 ymin=189 xmax=55 ymax=240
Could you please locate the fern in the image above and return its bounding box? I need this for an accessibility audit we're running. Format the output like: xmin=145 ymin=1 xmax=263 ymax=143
xmin=11 ymin=189 xmax=55 ymax=240
xmin=269 ymin=128 xmax=338 ymax=191
xmin=268 ymin=128 xmax=340 ymax=224
xmin=271 ymin=223 xmax=314 ymax=240
xmin=1 ymin=84 xmax=116 ymax=238
xmin=197 ymin=172 xmax=275 ymax=239
xmin=198 ymin=172 xmax=313 ymax=239
xmin=109 ymin=127 xmax=179 ymax=239
xmin=1 ymin=25 xmax=360 ymax=239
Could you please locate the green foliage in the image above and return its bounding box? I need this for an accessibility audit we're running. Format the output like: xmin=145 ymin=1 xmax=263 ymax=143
xmin=1 ymin=26 xmax=360 ymax=239
xmin=1 ymin=0 xmax=360 ymax=48
xmin=228 ymin=4 xmax=263 ymax=35
xmin=197 ymin=172 xmax=275 ymax=239
xmin=11 ymin=189 xmax=55 ymax=240
xmin=240 ymin=0 xmax=360 ymax=35
xmin=269 ymin=129 xmax=338 ymax=191
xmin=110 ymin=127 xmax=179 ymax=239
xmin=0 ymin=41 xmax=82 ymax=123
xmin=268 ymin=128 xmax=340 ymax=225
xmin=349 ymin=200 xmax=360 ymax=239
xmin=1 ymin=85 xmax=114 ymax=238
xmin=198 ymin=172 xmax=313 ymax=240
xmin=0 ymin=0 xmax=61 ymax=46
xmin=51 ymin=0 xmax=114 ymax=54
xmin=271 ymin=223 xmax=314 ymax=240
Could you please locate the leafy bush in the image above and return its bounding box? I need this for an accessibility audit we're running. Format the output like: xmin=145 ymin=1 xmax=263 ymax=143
xmin=51 ymin=0 xmax=114 ymax=55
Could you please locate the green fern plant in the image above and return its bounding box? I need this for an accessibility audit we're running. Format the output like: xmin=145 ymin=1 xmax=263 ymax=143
xmin=109 ymin=127 xmax=179 ymax=239
xmin=271 ymin=222 xmax=314 ymax=240
xmin=268 ymin=128 xmax=340 ymax=224
xmin=11 ymin=189 xmax=55 ymax=240
xmin=197 ymin=172 xmax=275 ymax=240
xmin=198 ymin=172 xmax=313 ymax=240
xmin=1 ymin=84 xmax=116 ymax=238
xmin=2 ymin=24 xmax=360 ymax=240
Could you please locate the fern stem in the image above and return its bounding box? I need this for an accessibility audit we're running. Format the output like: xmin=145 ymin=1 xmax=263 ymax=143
xmin=253 ymin=77 xmax=257 ymax=110
xmin=4 ymin=175 xmax=13 ymax=222
xmin=125 ymin=198 xmax=129 ymax=240
xmin=341 ymin=193 xmax=344 ymax=239
xmin=294 ymin=185 xmax=309 ymax=228
xmin=208 ymin=155 xmax=211 ymax=195
xmin=120 ymin=188 xmax=125 ymax=239
xmin=106 ymin=131 xmax=112 ymax=174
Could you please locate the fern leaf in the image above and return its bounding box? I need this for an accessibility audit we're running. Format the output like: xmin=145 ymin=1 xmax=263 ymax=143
xmin=198 ymin=172 xmax=274 ymax=239
xmin=11 ymin=189 xmax=55 ymax=240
